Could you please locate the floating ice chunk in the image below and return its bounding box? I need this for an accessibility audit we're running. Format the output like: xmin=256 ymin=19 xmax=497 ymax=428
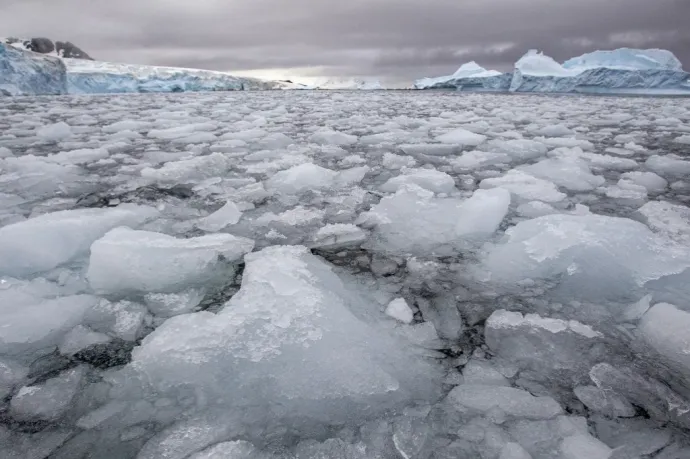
xmin=171 ymin=131 xmax=218 ymax=144
xmin=531 ymin=124 xmax=574 ymax=137
xmin=646 ymin=155 xmax=690 ymax=178
xmin=295 ymin=439 xmax=368 ymax=459
xmin=382 ymin=153 xmax=416 ymax=169
xmin=0 ymin=293 xmax=98 ymax=358
xmin=101 ymin=120 xmax=151 ymax=133
xmin=0 ymin=358 xmax=28 ymax=400
xmin=548 ymin=147 xmax=637 ymax=171
xmin=380 ymin=168 xmax=456 ymax=194
xmin=516 ymin=201 xmax=557 ymax=218
xmin=36 ymin=122 xmax=72 ymax=141
xmin=620 ymin=171 xmax=667 ymax=193
xmin=220 ymin=128 xmax=267 ymax=141
xmin=605 ymin=147 xmax=634 ymax=156
xmin=256 ymin=206 xmax=325 ymax=226
xmin=144 ymin=289 xmax=206 ymax=318
xmin=0 ymin=146 xmax=13 ymax=157
xmin=265 ymin=163 xmax=338 ymax=194
xmin=486 ymin=310 xmax=602 ymax=385
xmin=385 ymin=298 xmax=414 ymax=324
xmin=196 ymin=201 xmax=242 ymax=231
xmin=44 ymin=147 xmax=109 ymax=165
xmin=560 ymin=434 xmax=612 ymax=459
xmin=537 ymin=137 xmax=594 ymax=151
xmin=358 ymin=185 xmax=510 ymax=254
xmin=499 ymin=443 xmax=533 ymax=459
xmin=189 ymin=441 xmax=263 ymax=459
xmin=399 ymin=144 xmax=459 ymax=157
xmin=59 ymin=325 xmax=111 ymax=356
xmin=87 ymin=228 xmax=254 ymax=294
xmin=147 ymin=123 xmax=217 ymax=140
xmin=10 ymin=366 xmax=86 ymax=421
xmin=76 ymin=401 xmax=129 ymax=430
xmin=638 ymin=200 xmax=690 ymax=243
xmin=462 ymin=360 xmax=510 ymax=386
xmin=605 ymin=180 xmax=648 ymax=202
xmin=621 ymin=294 xmax=652 ymax=322
xmin=481 ymin=214 xmax=690 ymax=300
xmin=446 ymin=385 xmax=563 ymax=419
xmin=436 ymin=128 xmax=487 ymax=146
xmin=519 ymin=157 xmax=604 ymax=192
xmin=309 ymin=129 xmax=358 ymax=146
xmin=137 ymin=414 xmax=244 ymax=459
xmin=335 ymin=165 xmax=369 ymax=187
xmin=480 ymin=170 xmax=566 ymax=202
xmin=486 ymin=139 xmax=549 ymax=161
xmin=312 ymin=224 xmax=367 ymax=250
xmin=639 ymin=303 xmax=690 ymax=378
xmin=0 ymin=204 xmax=157 ymax=277
xmin=452 ymin=150 xmax=511 ymax=170
xmin=258 ymin=132 xmax=294 ymax=149
xmin=675 ymin=135 xmax=690 ymax=145
xmin=123 ymin=246 xmax=441 ymax=430
xmin=141 ymin=152 xmax=234 ymax=184
xmin=84 ymin=299 xmax=148 ymax=341
xmin=573 ymin=385 xmax=636 ymax=418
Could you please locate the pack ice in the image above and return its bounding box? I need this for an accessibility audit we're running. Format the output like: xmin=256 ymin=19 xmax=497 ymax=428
xmin=0 ymin=90 xmax=689 ymax=459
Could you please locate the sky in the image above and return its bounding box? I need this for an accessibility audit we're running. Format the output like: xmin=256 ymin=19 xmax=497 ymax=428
xmin=1 ymin=0 xmax=689 ymax=84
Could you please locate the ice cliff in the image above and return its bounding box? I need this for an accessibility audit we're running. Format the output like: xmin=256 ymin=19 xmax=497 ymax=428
xmin=415 ymin=48 xmax=690 ymax=94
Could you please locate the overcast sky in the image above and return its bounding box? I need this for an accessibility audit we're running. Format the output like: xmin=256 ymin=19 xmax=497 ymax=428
xmin=2 ymin=0 xmax=688 ymax=83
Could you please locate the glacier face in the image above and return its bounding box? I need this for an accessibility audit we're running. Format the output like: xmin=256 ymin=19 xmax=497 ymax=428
xmin=416 ymin=47 xmax=690 ymax=94
xmin=65 ymin=59 xmax=277 ymax=94
xmin=0 ymin=43 xmax=67 ymax=96
xmin=1 ymin=46 xmax=282 ymax=96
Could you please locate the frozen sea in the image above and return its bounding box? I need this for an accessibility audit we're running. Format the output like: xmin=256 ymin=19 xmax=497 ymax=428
xmin=1 ymin=91 xmax=690 ymax=459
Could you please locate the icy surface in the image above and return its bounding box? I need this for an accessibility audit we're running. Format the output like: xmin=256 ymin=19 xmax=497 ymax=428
xmin=0 ymin=90 xmax=689 ymax=458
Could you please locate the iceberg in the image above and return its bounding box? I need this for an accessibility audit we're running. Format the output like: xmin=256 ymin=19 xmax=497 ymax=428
xmin=510 ymin=49 xmax=690 ymax=94
xmin=414 ymin=61 xmax=512 ymax=90
xmin=415 ymin=47 xmax=690 ymax=94
xmin=0 ymin=43 xmax=67 ymax=96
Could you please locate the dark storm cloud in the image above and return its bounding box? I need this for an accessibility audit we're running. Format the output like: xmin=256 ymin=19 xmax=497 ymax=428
xmin=1 ymin=0 xmax=688 ymax=81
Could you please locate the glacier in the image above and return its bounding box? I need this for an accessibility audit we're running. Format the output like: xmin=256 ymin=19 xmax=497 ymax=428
xmin=64 ymin=58 xmax=279 ymax=94
xmin=0 ymin=43 xmax=67 ymax=96
xmin=415 ymin=47 xmax=690 ymax=94
xmin=1 ymin=43 xmax=283 ymax=96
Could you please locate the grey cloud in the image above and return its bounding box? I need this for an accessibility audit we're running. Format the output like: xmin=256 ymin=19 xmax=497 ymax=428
xmin=1 ymin=0 xmax=688 ymax=81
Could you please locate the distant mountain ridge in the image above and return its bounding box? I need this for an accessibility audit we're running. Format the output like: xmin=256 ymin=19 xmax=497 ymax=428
xmin=2 ymin=37 xmax=93 ymax=60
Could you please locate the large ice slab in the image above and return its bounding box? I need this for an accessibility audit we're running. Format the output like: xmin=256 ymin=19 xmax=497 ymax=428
xmin=358 ymin=185 xmax=510 ymax=255
xmin=118 ymin=246 xmax=441 ymax=432
xmin=0 ymin=205 xmax=157 ymax=277
xmin=480 ymin=214 xmax=690 ymax=300
xmin=0 ymin=43 xmax=67 ymax=96
xmin=486 ymin=310 xmax=603 ymax=386
xmin=87 ymin=227 xmax=254 ymax=294
xmin=446 ymin=385 xmax=563 ymax=420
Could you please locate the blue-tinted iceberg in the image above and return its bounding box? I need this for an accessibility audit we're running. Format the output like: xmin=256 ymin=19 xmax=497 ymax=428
xmin=0 ymin=43 xmax=67 ymax=96
xmin=511 ymin=49 xmax=690 ymax=94
xmin=414 ymin=61 xmax=511 ymax=90
xmin=416 ymin=48 xmax=690 ymax=94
